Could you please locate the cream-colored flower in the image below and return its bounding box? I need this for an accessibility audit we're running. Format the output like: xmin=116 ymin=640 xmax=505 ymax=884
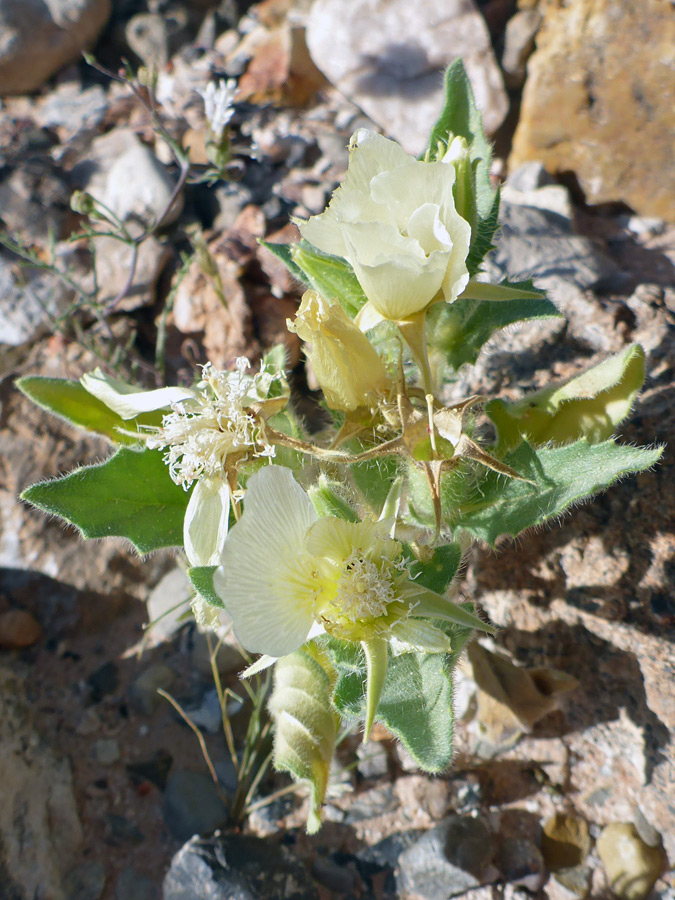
xmin=81 ymin=360 xmax=287 ymax=567
xmin=298 ymin=129 xmax=471 ymax=326
xmin=287 ymin=290 xmax=391 ymax=411
xmin=213 ymin=465 xmax=492 ymax=734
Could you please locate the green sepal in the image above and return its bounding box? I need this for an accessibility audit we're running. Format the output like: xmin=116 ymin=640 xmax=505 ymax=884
xmin=350 ymin=455 xmax=401 ymax=515
xmin=187 ymin=566 xmax=224 ymax=608
xmin=308 ymin=476 xmax=360 ymax=522
xmin=427 ymin=284 xmax=561 ymax=371
xmin=269 ymin=647 xmax=339 ymax=834
xmin=21 ymin=447 xmax=189 ymax=554
xmin=329 ymin=640 xmax=457 ymax=772
xmin=259 ymin=240 xmax=306 ymax=283
xmin=406 ymin=543 xmax=463 ymax=595
xmin=486 ymin=344 xmax=647 ymax=451
xmin=453 ymin=439 xmax=664 ymax=545
xmin=292 ymin=242 xmax=367 ymax=318
xmin=362 ymin=637 xmax=388 ymax=740
xmin=16 ymin=376 xmax=162 ymax=444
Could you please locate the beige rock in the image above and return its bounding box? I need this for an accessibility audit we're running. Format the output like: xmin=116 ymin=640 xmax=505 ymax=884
xmin=306 ymin=0 xmax=508 ymax=155
xmin=0 ymin=0 xmax=111 ymax=96
xmin=0 ymin=664 xmax=83 ymax=899
xmin=510 ymin=0 xmax=675 ymax=220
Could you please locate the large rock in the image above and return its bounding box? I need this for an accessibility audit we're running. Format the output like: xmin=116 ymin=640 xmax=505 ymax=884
xmin=510 ymin=0 xmax=675 ymax=220
xmin=306 ymin=0 xmax=508 ymax=155
xmin=0 ymin=0 xmax=111 ymax=96
xmin=0 ymin=663 xmax=83 ymax=899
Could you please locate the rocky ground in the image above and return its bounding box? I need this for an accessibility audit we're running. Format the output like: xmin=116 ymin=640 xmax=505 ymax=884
xmin=0 ymin=1 xmax=673 ymax=899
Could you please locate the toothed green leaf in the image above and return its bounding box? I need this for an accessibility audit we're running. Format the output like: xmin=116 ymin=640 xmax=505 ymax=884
xmin=21 ymin=447 xmax=188 ymax=554
xmin=453 ymin=439 xmax=664 ymax=544
xmin=427 ymin=284 xmax=561 ymax=370
xmin=16 ymin=376 xmax=161 ymax=444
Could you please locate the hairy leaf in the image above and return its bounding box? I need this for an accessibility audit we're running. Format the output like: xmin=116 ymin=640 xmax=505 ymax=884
xmin=350 ymin=455 xmax=401 ymax=514
xmin=427 ymin=285 xmax=561 ymax=370
xmin=16 ymin=376 xmax=160 ymax=444
xmin=269 ymin=648 xmax=339 ymax=833
xmin=452 ymin=439 xmax=664 ymax=544
xmin=486 ymin=344 xmax=646 ymax=450
xmin=188 ymin=565 xmax=224 ymax=608
xmin=21 ymin=447 xmax=189 ymax=554
xmin=406 ymin=543 xmax=463 ymax=595
xmin=292 ymin=242 xmax=367 ymax=318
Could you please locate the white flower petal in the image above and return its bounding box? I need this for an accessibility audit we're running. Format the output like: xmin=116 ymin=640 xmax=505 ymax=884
xmin=240 ymin=654 xmax=277 ymax=678
xmin=370 ymin=160 xmax=455 ymax=232
xmin=81 ymin=369 xmax=195 ymax=419
xmin=214 ymin=466 xmax=318 ymax=657
xmin=407 ymin=203 xmax=453 ymax=255
xmin=184 ymin=477 xmax=231 ymax=567
xmin=354 ymin=301 xmax=385 ymax=333
xmin=344 ymin=130 xmax=411 ymax=195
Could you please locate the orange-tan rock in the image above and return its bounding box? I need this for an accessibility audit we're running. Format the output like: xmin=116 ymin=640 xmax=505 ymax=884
xmin=510 ymin=0 xmax=675 ymax=221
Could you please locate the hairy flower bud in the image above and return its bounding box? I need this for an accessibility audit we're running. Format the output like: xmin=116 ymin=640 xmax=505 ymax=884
xmin=288 ymin=290 xmax=390 ymax=411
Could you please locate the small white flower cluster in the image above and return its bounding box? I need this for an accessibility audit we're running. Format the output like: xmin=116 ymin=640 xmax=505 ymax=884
xmin=198 ymin=78 xmax=238 ymax=139
xmin=147 ymin=359 xmax=275 ymax=489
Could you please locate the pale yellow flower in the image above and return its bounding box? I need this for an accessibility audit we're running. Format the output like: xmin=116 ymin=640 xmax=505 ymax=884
xmin=287 ymin=290 xmax=391 ymax=411
xmin=298 ymin=130 xmax=471 ymax=327
xmin=213 ymin=466 xmax=492 ymax=735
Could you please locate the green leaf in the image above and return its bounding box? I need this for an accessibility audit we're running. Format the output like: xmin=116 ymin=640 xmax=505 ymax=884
xmin=427 ymin=285 xmax=562 ymax=370
xmin=292 ymin=242 xmax=367 ymax=318
xmin=407 ymin=543 xmax=463 ymax=595
xmin=466 ymin=187 xmax=500 ymax=277
xmin=16 ymin=376 xmax=161 ymax=444
xmin=350 ymin=455 xmax=401 ymax=514
xmin=486 ymin=344 xmax=647 ymax=451
xmin=21 ymin=447 xmax=189 ymax=554
xmin=453 ymin=439 xmax=664 ymax=545
xmin=269 ymin=648 xmax=339 ymax=834
xmin=188 ymin=565 xmax=224 ymax=608
xmin=259 ymin=240 xmax=306 ymax=283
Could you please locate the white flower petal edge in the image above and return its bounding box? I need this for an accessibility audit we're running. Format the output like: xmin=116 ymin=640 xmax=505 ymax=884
xmin=213 ymin=466 xmax=318 ymax=657
xmin=81 ymin=369 xmax=195 ymax=419
xmin=184 ymin=477 xmax=231 ymax=567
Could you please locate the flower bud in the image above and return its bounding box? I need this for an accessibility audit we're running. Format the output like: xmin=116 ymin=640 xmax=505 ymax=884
xmin=288 ymin=290 xmax=390 ymax=411
xmin=442 ymin=136 xmax=476 ymax=238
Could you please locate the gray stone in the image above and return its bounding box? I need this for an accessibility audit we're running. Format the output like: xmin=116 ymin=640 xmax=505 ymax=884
xmin=72 ymin=129 xmax=182 ymax=237
xmin=306 ymin=0 xmax=508 ymax=155
xmin=0 ymin=663 xmax=83 ymax=899
xmin=103 ymin=814 xmax=145 ymax=846
xmin=93 ymin=738 xmax=120 ymax=765
xmin=37 ymin=84 xmax=108 ymax=133
xmin=129 ymin=663 xmax=176 ymax=716
xmin=125 ymin=9 xmax=189 ymax=70
xmin=115 ymin=866 xmax=157 ymax=900
xmin=145 ymin=568 xmax=192 ymax=645
xmin=501 ymin=9 xmax=541 ymax=89
xmin=93 ymin=233 xmax=172 ymax=311
xmin=0 ymin=250 xmax=72 ymax=348
xmin=397 ymin=815 xmax=495 ymax=900
xmin=0 ymin=0 xmax=111 ymax=95
xmin=181 ymin=687 xmax=224 ymax=736
xmin=0 ymin=161 xmax=70 ymax=244
xmin=485 ymin=201 xmax=625 ymax=297
xmin=162 ymin=769 xmax=229 ymax=841
xmin=162 ymin=832 xmax=318 ymax=900
xmin=62 ymin=860 xmax=106 ymax=900
xmin=356 ymin=738 xmax=389 ymax=779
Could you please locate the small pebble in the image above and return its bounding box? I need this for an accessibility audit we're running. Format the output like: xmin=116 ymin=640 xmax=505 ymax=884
xmin=128 ymin=664 xmax=175 ymax=716
xmin=597 ymin=823 xmax=663 ymax=900
xmin=498 ymin=837 xmax=546 ymax=892
xmin=162 ymin=769 xmax=229 ymax=841
xmin=87 ymin=661 xmax=120 ymax=703
xmin=94 ymin=739 xmax=120 ymax=765
xmin=0 ymin=608 xmax=41 ymax=648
